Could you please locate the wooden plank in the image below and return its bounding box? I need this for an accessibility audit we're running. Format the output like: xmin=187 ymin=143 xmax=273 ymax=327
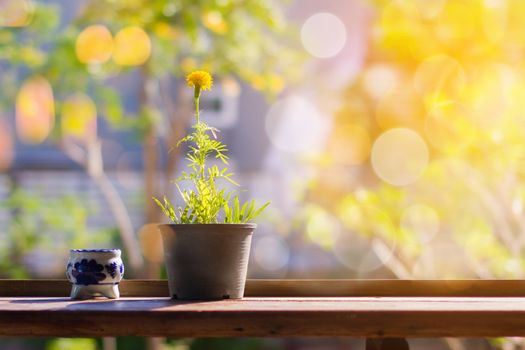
xmin=0 ymin=280 xmax=168 ymax=297
xmin=2 ymin=297 xmax=525 ymax=337
xmin=2 ymin=279 xmax=525 ymax=297
xmin=245 ymin=279 xmax=525 ymax=297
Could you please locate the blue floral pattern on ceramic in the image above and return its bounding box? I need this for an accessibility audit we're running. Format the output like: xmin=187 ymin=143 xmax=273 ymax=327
xmin=105 ymin=262 xmax=118 ymax=278
xmin=66 ymin=249 xmax=124 ymax=299
xmin=72 ymin=259 xmax=106 ymax=285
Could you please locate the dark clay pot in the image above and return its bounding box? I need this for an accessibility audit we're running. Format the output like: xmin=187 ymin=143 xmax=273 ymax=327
xmin=158 ymin=223 xmax=255 ymax=300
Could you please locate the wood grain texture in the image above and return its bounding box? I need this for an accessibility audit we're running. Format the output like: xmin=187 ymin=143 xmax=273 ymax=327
xmin=3 ymin=279 xmax=525 ymax=297
xmin=0 ymin=280 xmax=169 ymax=297
xmin=3 ymin=297 xmax=525 ymax=338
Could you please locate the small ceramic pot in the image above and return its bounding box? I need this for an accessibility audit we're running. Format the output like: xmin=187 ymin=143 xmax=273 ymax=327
xmin=66 ymin=249 xmax=124 ymax=299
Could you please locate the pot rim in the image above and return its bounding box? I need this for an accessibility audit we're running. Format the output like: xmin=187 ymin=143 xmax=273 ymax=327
xmin=70 ymin=248 xmax=121 ymax=253
xmin=158 ymin=223 xmax=257 ymax=229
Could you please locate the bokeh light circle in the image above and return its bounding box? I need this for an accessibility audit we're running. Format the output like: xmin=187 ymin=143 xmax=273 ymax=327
xmin=433 ymin=1 xmax=476 ymax=43
xmin=335 ymin=204 xmax=398 ymax=273
xmin=363 ymin=64 xmax=399 ymax=100
xmin=61 ymin=93 xmax=97 ymax=141
xmin=413 ymin=54 xmax=466 ymax=103
xmin=202 ymin=10 xmax=228 ymax=34
xmin=371 ymin=128 xmax=429 ymax=186
xmin=254 ymin=235 xmax=290 ymax=271
xmin=326 ymin=123 xmax=371 ymax=165
xmin=113 ymin=26 xmax=151 ymax=66
xmin=265 ymin=95 xmax=331 ymax=155
xmin=400 ymin=204 xmax=440 ymax=243
xmin=0 ymin=0 xmax=33 ymax=27
xmin=16 ymin=76 xmax=55 ymax=144
xmin=301 ymin=12 xmax=346 ymax=58
xmin=305 ymin=207 xmax=341 ymax=250
xmin=375 ymin=83 xmax=423 ymax=129
xmin=138 ymin=224 xmax=164 ymax=264
xmin=333 ymin=235 xmax=381 ymax=273
xmin=75 ymin=25 xmax=114 ymax=64
xmin=379 ymin=1 xmax=433 ymax=60
xmin=467 ymin=63 xmax=514 ymax=129
xmin=424 ymin=101 xmax=477 ymax=154
xmin=412 ymin=242 xmax=471 ymax=278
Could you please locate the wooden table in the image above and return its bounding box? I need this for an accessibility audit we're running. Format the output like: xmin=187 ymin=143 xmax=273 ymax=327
xmin=2 ymin=280 xmax=525 ymax=338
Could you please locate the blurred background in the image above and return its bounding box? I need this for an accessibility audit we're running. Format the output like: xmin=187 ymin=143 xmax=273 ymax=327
xmin=1 ymin=0 xmax=525 ymax=349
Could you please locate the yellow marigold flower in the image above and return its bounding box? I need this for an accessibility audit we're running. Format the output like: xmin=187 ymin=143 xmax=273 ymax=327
xmin=186 ymin=70 xmax=213 ymax=91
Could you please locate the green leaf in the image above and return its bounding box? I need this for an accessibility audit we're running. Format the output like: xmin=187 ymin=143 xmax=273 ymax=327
xmin=252 ymin=202 xmax=270 ymax=220
xmin=155 ymin=108 xmax=270 ymax=223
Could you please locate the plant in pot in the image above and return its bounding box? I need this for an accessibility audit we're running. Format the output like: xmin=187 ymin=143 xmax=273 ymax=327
xmin=155 ymin=70 xmax=269 ymax=300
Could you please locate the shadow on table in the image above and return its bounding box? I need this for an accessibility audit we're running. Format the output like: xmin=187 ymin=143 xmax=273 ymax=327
xmin=9 ymin=297 xmax=224 ymax=311
xmin=9 ymin=298 xmax=72 ymax=303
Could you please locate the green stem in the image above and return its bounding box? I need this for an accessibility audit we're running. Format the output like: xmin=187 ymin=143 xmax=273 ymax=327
xmin=194 ymin=86 xmax=201 ymax=124
xmin=193 ymin=86 xmax=204 ymax=179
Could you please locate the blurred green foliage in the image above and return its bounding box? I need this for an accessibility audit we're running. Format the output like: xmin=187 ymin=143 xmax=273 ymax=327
xmin=0 ymin=0 xmax=301 ymax=275
xmin=190 ymin=338 xmax=269 ymax=350
xmin=0 ymin=189 xmax=111 ymax=278
xmin=47 ymin=338 xmax=97 ymax=350
xmin=0 ymin=0 xmax=302 ymax=133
